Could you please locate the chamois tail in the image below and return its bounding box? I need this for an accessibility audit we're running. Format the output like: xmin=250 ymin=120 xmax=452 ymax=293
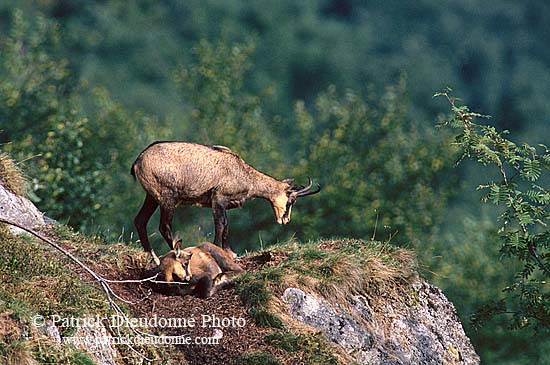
xmin=130 ymin=162 xmax=137 ymax=179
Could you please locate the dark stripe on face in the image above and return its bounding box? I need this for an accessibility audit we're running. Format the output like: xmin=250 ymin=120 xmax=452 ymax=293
xmin=183 ymin=262 xmax=191 ymax=280
xmin=283 ymin=200 xmax=293 ymax=221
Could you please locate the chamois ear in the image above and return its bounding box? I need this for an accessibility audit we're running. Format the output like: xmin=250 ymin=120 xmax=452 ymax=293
xmin=282 ymin=178 xmax=294 ymax=185
xmin=173 ymin=232 xmax=183 ymax=257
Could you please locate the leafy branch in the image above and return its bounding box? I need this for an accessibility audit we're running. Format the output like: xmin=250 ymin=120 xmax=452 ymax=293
xmin=436 ymin=89 xmax=550 ymax=329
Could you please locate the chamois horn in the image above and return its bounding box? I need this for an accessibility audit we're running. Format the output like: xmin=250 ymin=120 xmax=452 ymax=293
xmin=295 ymin=177 xmax=321 ymax=197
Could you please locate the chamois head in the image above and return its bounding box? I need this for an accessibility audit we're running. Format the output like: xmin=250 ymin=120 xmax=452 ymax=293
xmin=272 ymin=177 xmax=321 ymax=225
xmin=160 ymin=233 xmax=193 ymax=282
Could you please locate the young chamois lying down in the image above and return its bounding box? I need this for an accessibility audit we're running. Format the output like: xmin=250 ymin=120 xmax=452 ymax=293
xmin=157 ymin=234 xmax=244 ymax=298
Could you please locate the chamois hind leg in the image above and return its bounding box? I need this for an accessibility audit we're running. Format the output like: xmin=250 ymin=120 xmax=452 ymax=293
xmin=213 ymin=273 xmax=239 ymax=291
xmin=159 ymin=202 xmax=176 ymax=250
xmin=134 ymin=193 xmax=160 ymax=265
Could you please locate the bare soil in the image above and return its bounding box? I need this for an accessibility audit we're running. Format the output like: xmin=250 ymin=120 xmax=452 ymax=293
xmin=79 ymin=249 xmax=292 ymax=365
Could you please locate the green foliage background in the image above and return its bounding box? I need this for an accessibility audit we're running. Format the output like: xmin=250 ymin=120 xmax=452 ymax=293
xmin=1 ymin=2 xmax=549 ymax=363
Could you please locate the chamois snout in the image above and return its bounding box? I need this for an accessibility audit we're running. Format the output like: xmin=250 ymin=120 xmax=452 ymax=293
xmin=273 ymin=177 xmax=321 ymax=225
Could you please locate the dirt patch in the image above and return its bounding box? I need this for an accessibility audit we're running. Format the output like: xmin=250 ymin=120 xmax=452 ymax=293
xmin=0 ymin=311 xmax=21 ymax=340
xmin=79 ymin=251 xmax=293 ymax=365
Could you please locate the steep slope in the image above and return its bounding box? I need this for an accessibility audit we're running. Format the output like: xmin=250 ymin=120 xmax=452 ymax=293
xmin=0 ymin=160 xmax=479 ymax=364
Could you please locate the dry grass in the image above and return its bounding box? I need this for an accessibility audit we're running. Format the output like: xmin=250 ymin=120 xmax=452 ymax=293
xmin=2 ymin=340 xmax=38 ymax=365
xmin=236 ymin=238 xmax=419 ymax=365
xmin=0 ymin=152 xmax=27 ymax=196
xmin=254 ymin=239 xmax=417 ymax=309
xmin=0 ymin=222 xmax=421 ymax=365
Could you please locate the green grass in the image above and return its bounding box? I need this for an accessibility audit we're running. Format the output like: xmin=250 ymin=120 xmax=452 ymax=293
xmin=33 ymin=345 xmax=97 ymax=365
xmin=264 ymin=331 xmax=340 ymax=365
xmin=264 ymin=332 xmax=302 ymax=352
xmin=250 ymin=307 xmax=283 ymax=328
xmin=0 ymin=228 xmax=113 ymax=364
xmin=237 ymin=271 xmax=284 ymax=328
xmin=0 ymin=225 xmax=168 ymax=365
xmin=237 ymin=272 xmax=271 ymax=308
xmin=240 ymin=238 xmax=417 ymax=310
xmin=0 ymin=229 xmax=106 ymax=320
xmin=234 ymin=238 xmax=418 ymax=365
xmin=236 ymin=351 xmax=282 ymax=365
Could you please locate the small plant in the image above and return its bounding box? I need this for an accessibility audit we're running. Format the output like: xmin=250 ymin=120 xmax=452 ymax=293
xmin=236 ymin=272 xmax=271 ymax=308
xmin=236 ymin=351 xmax=282 ymax=365
xmin=250 ymin=307 xmax=283 ymax=328
xmin=264 ymin=331 xmax=339 ymax=364
xmin=436 ymin=89 xmax=550 ymax=330
xmin=236 ymin=272 xmax=283 ymax=328
xmin=264 ymin=331 xmax=303 ymax=352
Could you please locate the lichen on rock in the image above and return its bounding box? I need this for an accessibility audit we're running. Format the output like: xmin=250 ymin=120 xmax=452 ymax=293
xmin=282 ymin=282 xmax=480 ymax=365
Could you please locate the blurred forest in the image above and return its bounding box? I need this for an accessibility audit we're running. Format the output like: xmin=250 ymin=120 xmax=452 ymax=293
xmin=0 ymin=1 xmax=549 ymax=364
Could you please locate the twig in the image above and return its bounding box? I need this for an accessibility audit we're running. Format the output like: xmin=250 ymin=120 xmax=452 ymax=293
xmin=0 ymin=218 xmax=190 ymax=360
xmin=15 ymin=153 xmax=43 ymax=165
xmin=371 ymin=210 xmax=379 ymax=241
xmin=527 ymin=238 xmax=550 ymax=276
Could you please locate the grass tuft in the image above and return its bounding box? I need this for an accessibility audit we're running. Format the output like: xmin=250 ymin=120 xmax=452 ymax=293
xmin=237 ymin=272 xmax=284 ymax=327
xmin=237 ymin=272 xmax=270 ymax=308
xmin=264 ymin=331 xmax=302 ymax=352
xmin=234 ymin=238 xmax=418 ymax=365
xmin=264 ymin=331 xmax=340 ymax=365
xmin=254 ymin=238 xmax=417 ymax=310
xmin=250 ymin=307 xmax=283 ymax=328
xmin=236 ymin=351 xmax=282 ymax=365
xmin=0 ymin=152 xmax=27 ymax=197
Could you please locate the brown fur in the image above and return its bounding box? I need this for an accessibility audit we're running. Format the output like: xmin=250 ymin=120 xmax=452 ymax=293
xmin=159 ymin=237 xmax=244 ymax=298
xmin=131 ymin=141 xmax=320 ymax=264
xmin=158 ymin=248 xmax=192 ymax=283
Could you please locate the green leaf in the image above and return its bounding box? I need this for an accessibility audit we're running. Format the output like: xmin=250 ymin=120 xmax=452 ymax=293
xmin=521 ymin=159 xmax=542 ymax=181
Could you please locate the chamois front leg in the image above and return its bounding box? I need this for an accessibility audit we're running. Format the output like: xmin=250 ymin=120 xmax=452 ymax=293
xmin=159 ymin=202 xmax=176 ymax=250
xmin=212 ymin=200 xmax=234 ymax=256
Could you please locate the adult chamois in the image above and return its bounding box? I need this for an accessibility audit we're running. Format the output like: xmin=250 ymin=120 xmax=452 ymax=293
xmin=131 ymin=141 xmax=320 ymax=265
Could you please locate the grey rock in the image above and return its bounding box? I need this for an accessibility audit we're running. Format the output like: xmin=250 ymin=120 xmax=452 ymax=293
xmin=70 ymin=321 xmax=118 ymax=365
xmin=283 ymin=287 xmax=373 ymax=352
xmin=282 ymin=281 xmax=480 ymax=365
xmin=0 ymin=184 xmax=48 ymax=233
xmin=1 ymin=183 xmax=117 ymax=364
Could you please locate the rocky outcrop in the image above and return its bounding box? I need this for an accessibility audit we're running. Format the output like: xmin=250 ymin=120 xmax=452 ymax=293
xmin=0 ymin=183 xmax=118 ymax=365
xmin=0 ymin=180 xmax=479 ymax=365
xmin=282 ymin=281 xmax=479 ymax=365
xmin=0 ymin=183 xmax=51 ymax=234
